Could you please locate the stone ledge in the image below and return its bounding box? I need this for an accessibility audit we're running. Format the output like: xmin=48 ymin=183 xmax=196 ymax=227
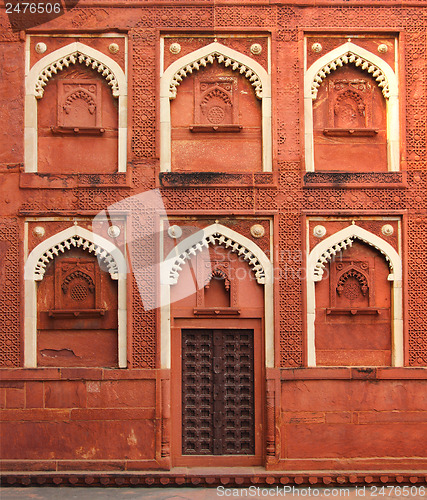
xmin=1 ymin=469 xmax=426 ymax=487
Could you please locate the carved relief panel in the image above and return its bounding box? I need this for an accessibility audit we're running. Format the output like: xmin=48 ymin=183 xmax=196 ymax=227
xmin=56 ymin=80 xmax=101 ymax=130
xmin=51 ymin=259 xmax=101 ymax=315
xmin=192 ymin=77 xmax=240 ymax=132
xmin=326 ymin=79 xmax=375 ymax=132
xmin=194 ymin=256 xmax=239 ymax=314
xmin=330 ymin=260 xmax=372 ymax=311
xmin=170 ymin=243 xmax=264 ymax=320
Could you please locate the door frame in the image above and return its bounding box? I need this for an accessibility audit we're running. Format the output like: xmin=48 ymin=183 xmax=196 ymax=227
xmin=171 ymin=318 xmax=265 ymax=467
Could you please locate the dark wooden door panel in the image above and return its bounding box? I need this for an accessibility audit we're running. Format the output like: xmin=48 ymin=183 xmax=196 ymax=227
xmin=182 ymin=329 xmax=255 ymax=456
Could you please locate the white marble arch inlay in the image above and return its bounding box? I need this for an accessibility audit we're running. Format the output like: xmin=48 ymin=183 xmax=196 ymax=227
xmin=25 ymin=41 xmax=128 ymax=173
xmin=160 ymin=223 xmax=274 ymax=369
xmin=306 ymin=224 xmax=403 ymax=368
xmin=304 ymin=41 xmax=399 ymax=172
xmin=160 ymin=42 xmax=272 ymax=172
xmin=24 ymin=225 xmax=127 ymax=368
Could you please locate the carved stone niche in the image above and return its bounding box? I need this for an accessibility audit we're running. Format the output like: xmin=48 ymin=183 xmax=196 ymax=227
xmin=194 ymin=258 xmax=240 ymax=316
xmin=323 ymin=79 xmax=377 ymax=137
xmin=327 ymin=259 xmax=377 ymax=316
xmin=190 ymin=76 xmax=242 ymax=133
xmin=49 ymin=258 xmax=103 ymax=318
xmin=52 ymin=80 xmax=104 ymax=135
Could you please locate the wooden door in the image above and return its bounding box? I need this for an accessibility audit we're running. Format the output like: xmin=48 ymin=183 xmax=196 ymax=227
xmin=181 ymin=329 xmax=255 ymax=455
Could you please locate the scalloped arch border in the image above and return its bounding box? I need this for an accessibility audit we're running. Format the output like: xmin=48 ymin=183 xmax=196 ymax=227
xmin=162 ymin=223 xmax=270 ymax=285
xmin=160 ymin=42 xmax=271 ymax=172
xmin=304 ymin=41 xmax=399 ymax=172
xmin=160 ymin=223 xmax=274 ymax=368
xmin=24 ymin=225 xmax=127 ymax=368
xmin=306 ymin=224 xmax=403 ymax=367
xmin=25 ymin=41 xmax=128 ymax=173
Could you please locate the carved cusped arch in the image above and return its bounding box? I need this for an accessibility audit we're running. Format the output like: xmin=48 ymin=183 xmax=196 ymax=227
xmin=63 ymin=89 xmax=97 ymax=115
xmin=62 ymin=270 xmax=95 ymax=293
xmin=309 ymin=225 xmax=401 ymax=282
xmin=305 ymin=42 xmax=397 ymax=101
xmin=169 ymin=51 xmax=264 ymax=100
xmin=205 ymin=267 xmax=231 ymax=290
xmin=26 ymin=226 xmax=126 ymax=281
xmin=163 ymin=223 xmax=271 ymax=286
xmin=336 ymin=268 xmax=369 ymax=297
xmin=27 ymin=42 xmax=127 ymax=99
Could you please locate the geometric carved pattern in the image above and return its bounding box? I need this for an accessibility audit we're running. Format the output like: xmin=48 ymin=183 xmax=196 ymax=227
xmin=34 ymin=52 xmax=120 ymax=99
xmin=34 ymin=235 xmax=119 ymax=281
xmin=304 ymin=172 xmax=403 ymax=185
xmin=169 ymin=52 xmax=263 ymax=100
xmin=408 ymin=217 xmax=427 ymax=366
xmin=62 ymin=270 xmax=95 ymax=294
xmin=311 ymin=51 xmax=390 ymax=100
xmin=0 ymin=219 xmax=20 ymax=367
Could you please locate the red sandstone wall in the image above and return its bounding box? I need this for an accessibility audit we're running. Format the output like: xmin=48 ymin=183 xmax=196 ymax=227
xmin=1 ymin=369 xmax=160 ymax=471
xmin=0 ymin=1 xmax=426 ymax=476
xmin=276 ymin=369 xmax=427 ymax=472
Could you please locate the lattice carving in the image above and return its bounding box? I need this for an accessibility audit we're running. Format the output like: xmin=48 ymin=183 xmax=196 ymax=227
xmin=278 ymin=211 xmax=303 ymax=367
xmin=167 ymin=232 xmax=266 ymax=285
xmin=34 ymin=51 xmax=120 ymax=99
xmin=408 ymin=217 xmax=427 ymax=366
xmin=62 ymin=270 xmax=95 ymax=294
xmin=169 ymin=52 xmax=263 ymax=99
xmin=0 ymin=219 xmax=20 ymax=368
xmin=34 ymin=236 xmax=119 ymax=280
xmin=311 ymin=52 xmax=390 ymax=100
xmin=130 ymin=29 xmax=156 ymax=159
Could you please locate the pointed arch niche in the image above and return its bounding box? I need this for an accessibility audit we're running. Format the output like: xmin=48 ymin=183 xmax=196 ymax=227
xmin=307 ymin=225 xmax=403 ymax=367
xmin=160 ymin=223 xmax=274 ymax=369
xmin=160 ymin=42 xmax=272 ymax=172
xmin=25 ymin=41 xmax=127 ymax=173
xmin=304 ymin=41 xmax=399 ymax=172
xmin=24 ymin=226 xmax=127 ymax=368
